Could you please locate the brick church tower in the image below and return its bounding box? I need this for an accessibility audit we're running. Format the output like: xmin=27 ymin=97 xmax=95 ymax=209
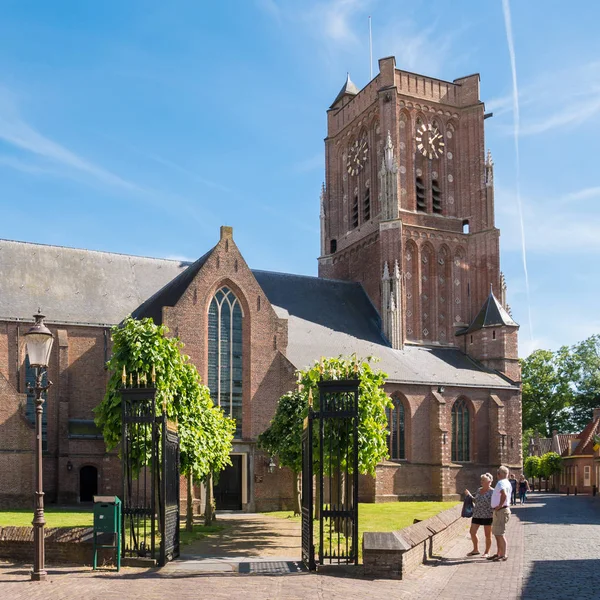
xmin=319 ymin=57 xmax=503 ymax=351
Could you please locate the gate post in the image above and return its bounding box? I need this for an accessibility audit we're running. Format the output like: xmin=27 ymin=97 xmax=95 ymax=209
xmin=301 ymin=407 xmax=315 ymax=571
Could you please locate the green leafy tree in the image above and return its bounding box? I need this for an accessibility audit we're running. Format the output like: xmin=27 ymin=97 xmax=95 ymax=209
xmin=523 ymin=455 xmax=541 ymax=492
xmin=258 ymin=356 xmax=391 ymax=520
xmin=563 ymin=335 xmax=600 ymax=431
xmin=94 ymin=317 xmax=235 ymax=528
xmin=540 ymin=451 xmax=563 ymax=492
xmin=257 ymin=391 xmax=305 ymax=515
xmin=520 ymin=349 xmax=573 ymax=437
xmin=298 ymin=355 xmax=392 ymax=477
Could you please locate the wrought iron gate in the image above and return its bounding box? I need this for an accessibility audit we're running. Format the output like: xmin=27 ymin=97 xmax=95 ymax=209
xmin=121 ymin=383 xmax=180 ymax=567
xmin=301 ymin=379 xmax=360 ymax=570
xmin=301 ymin=407 xmax=315 ymax=570
xmin=160 ymin=421 xmax=180 ymax=564
xmin=318 ymin=379 xmax=359 ymax=566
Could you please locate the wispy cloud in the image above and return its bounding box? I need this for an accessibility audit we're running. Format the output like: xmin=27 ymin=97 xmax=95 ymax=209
xmin=497 ymin=186 xmax=600 ymax=254
xmin=0 ymin=87 xmax=141 ymax=191
xmin=488 ymin=62 xmax=600 ymax=137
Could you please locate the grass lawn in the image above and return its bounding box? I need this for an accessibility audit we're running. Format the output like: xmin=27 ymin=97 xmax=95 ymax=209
xmin=0 ymin=508 xmax=225 ymax=548
xmin=0 ymin=507 xmax=93 ymax=528
xmin=266 ymin=501 xmax=459 ymax=560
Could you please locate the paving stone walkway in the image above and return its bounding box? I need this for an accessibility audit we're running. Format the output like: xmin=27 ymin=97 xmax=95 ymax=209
xmin=0 ymin=494 xmax=598 ymax=599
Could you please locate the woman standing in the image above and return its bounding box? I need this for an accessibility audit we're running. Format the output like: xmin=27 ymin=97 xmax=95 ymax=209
xmin=518 ymin=474 xmax=530 ymax=504
xmin=465 ymin=473 xmax=494 ymax=557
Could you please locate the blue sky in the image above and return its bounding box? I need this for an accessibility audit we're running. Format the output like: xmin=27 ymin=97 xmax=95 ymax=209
xmin=0 ymin=0 xmax=598 ymax=357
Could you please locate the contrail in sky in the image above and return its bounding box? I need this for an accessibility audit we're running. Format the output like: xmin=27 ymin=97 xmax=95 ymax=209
xmin=502 ymin=0 xmax=533 ymax=343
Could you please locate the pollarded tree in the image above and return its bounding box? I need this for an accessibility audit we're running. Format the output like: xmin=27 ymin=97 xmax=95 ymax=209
xmin=94 ymin=317 xmax=235 ymax=529
xmin=540 ymin=451 xmax=563 ymax=492
xmin=257 ymin=391 xmax=304 ymax=515
xmin=524 ymin=455 xmax=541 ymax=492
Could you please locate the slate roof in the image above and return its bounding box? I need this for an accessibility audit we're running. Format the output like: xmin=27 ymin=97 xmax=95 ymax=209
xmin=462 ymin=292 xmax=519 ymax=335
xmin=0 ymin=239 xmax=188 ymax=325
xmin=0 ymin=238 xmax=517 ymax=389
xmin=330 ymin=73 xmax=359 ymax=108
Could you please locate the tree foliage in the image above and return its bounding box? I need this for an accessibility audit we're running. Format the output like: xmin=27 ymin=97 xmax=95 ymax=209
xmin=539 ymin=451 xmax=563 ymax=480
xmin=94 ymin=317 xmax=235 ymax=483
xmin=523 ymin=455 xmax=541 ymax=480
xmin=297 ymin=355 xmax=392 ymax=476
xmin=520 ymin=349 xmax=572 ymax=437
xmin=563 ymin=335 xmax=600 ymax=431
xmin=521 ymin=335 xmax=600 ymax=437
xmin=257 ymin=390 xmax=304 ymax=474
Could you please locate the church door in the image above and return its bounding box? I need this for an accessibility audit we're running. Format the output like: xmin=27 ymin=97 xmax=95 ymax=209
xmin=214 ymin=455 xmax=242 ymax=510
xmin=80 ymin=465 xmax=98 ymax=502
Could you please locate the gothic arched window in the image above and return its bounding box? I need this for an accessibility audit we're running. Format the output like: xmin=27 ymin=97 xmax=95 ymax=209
xmin=386 ymin=396 xmax=406 ymax=460
xmin=451 ymin=398 xmax=470 ymax=462
xmin=208 ymin=286 xmax=243 ymax=438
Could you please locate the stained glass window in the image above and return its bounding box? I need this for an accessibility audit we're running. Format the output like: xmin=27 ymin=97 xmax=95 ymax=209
xmin=208 ymin=287 xmax=243 ymax=438
xmin=387 ymin=397 xmax=406 ymax=460
xmin=451 ymin=398 xmax=470 ymax=462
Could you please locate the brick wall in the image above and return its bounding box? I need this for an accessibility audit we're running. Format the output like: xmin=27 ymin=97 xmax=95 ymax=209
xmin=0 ymin=526 xmax=115 ymax=566
xmin=363 ymin=504 xmax=467 ymax=578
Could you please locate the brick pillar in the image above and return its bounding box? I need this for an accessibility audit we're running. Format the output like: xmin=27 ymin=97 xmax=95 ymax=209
xmin=431 ymin=389 xmax=447 ymax=499
xmin=56 ymin=330 xmax=71 ymax=504
xmin=489 ymin=394 xmax=506 ymax=467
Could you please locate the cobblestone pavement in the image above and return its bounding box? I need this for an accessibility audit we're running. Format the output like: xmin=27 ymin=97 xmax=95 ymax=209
xmin=0 ymin=495 xmax=598 ymax=599
xmin=519 ymin=493 xmax=600 ymax=600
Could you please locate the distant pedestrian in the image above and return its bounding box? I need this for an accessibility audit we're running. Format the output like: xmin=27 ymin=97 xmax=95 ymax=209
xmin=509 ymin=472 xmax=517 ymax=506
xmin=465 ymin=472 xmax=494 ymax=557
xmin=518 ymin=474 xmax=530 ymax=504
xmin=488 ymin=465 xmax=512 ymax=562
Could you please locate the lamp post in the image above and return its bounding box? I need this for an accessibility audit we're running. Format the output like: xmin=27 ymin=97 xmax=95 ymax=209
xmin=24 ymin=312 xmax=54 ymax=582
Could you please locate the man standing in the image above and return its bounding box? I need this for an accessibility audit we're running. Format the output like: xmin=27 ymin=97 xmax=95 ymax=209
xmin=508 ymin=472 xmax=517 ymax=506
xmin=489 ymin=465 xmax=512 ymax=562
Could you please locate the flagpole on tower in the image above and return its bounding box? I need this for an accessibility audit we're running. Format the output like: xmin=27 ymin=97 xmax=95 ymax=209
xmin=369 ymin=15 xmax=373 ymax=80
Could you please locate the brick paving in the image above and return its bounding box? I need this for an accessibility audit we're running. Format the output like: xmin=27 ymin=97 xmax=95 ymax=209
xmin=0 ymin=494 xmax=598 ymax=599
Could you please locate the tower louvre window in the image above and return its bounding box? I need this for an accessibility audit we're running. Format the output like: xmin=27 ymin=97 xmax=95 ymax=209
xmin=363 ymin=187 xmax=371 ymax=222
xmin=416 ymin=177 xmax=426 ymax=212
xmin=351 ymin=194 xmax=359 ymax=228
xmin=432 ymin=179 xmax=442 ymax=214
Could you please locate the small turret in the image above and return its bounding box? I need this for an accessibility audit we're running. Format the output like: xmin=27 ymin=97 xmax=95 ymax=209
xmin=330 ymin=73 xmax=359 ymax=109
xmin=459 ymin=291 xmax=520 ymax=382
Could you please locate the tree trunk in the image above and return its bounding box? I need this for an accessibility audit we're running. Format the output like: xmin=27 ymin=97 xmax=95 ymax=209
xmin=186 ymin=474 xmax=193 ymax=532
xmin=204 ymin=473 xmax=214 ymax=526
xmin=293 ymin=470 xmax=301 ymax=516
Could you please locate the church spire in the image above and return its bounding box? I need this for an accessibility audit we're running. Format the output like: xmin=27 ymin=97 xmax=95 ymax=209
xmin=330 ymin=73 xmax=359 ymax=108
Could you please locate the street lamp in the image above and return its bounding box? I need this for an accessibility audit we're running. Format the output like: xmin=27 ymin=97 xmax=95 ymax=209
xmin=24 ymin=311 xmax=54 ymax=582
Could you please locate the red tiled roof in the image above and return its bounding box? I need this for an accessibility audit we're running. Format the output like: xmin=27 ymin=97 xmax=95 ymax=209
xmin=572 ymin=419 xmax=600 ymax=456
xmin=556 ymin=434 xmax=578 ymax=457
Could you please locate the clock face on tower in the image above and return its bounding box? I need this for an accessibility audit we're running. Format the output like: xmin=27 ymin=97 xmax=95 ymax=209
xmin=346 ymin=138 xmax=368 ymax=176
xmin=415 ymin=123 xmax=445 ymax=159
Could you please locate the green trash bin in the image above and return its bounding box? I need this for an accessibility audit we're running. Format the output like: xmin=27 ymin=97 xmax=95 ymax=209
xmin=93 ymin=495 xmax=121 ymax=571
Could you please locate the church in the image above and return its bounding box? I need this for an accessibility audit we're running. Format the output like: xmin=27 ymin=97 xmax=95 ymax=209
xmin=0 ymin=56 xmax=522 ymax=511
